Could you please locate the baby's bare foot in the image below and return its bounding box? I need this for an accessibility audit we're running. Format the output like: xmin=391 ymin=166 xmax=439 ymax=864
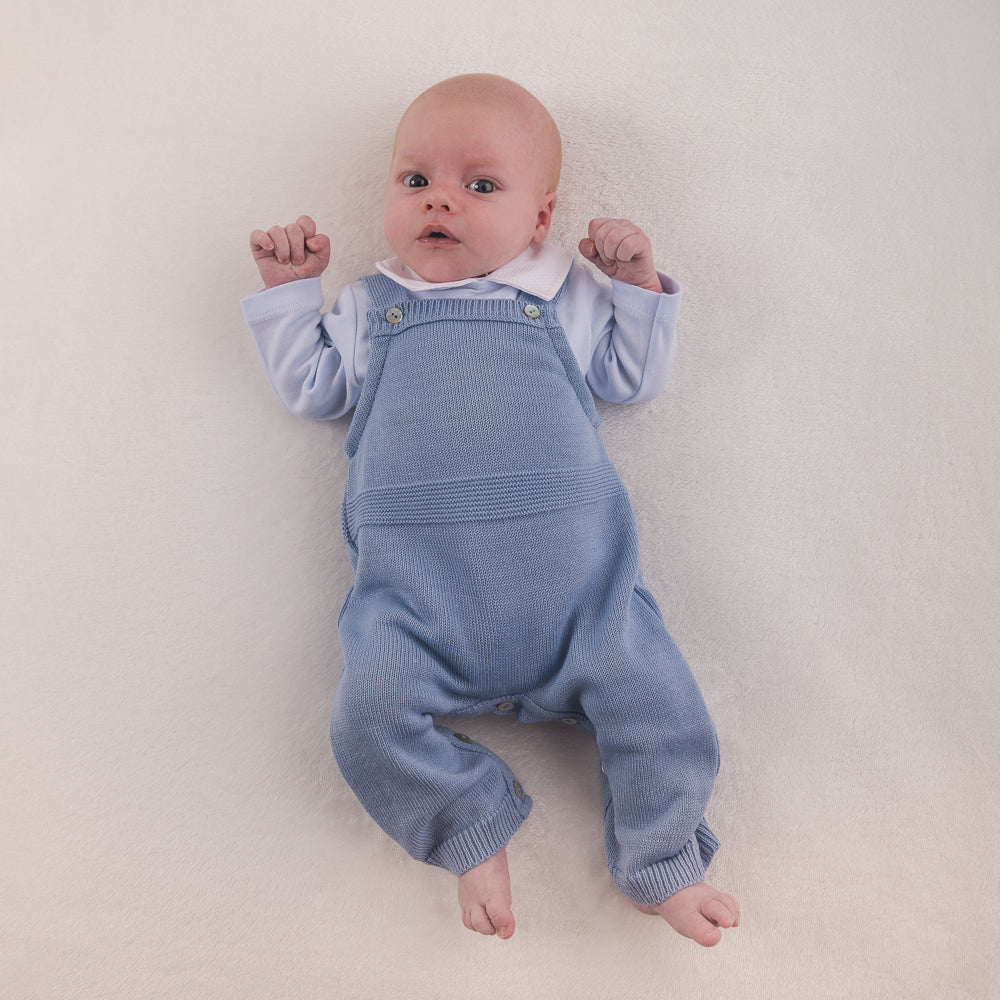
xmin=635 ymin=881 xmax=740 ymax=947
xmin=457 ymin=847 xmax=515 ymax=939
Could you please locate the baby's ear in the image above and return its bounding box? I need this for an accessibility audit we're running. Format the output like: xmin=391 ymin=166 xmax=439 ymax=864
xmin=532 ymin=192 xmax=557 ymax=244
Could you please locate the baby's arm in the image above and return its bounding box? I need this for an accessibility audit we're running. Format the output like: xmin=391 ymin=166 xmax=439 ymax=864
xmin=243 ymin=215 xmax=363 ymax=419
xmin=250 ymin=214 xmax=331 ymax=288
xmin=579 ymin=218 xmax=662 ymax=293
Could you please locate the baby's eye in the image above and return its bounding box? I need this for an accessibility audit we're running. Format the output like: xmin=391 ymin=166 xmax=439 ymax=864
xmin=403 ymin=174 xmax=429 ymax=188
xmin=467 ymin=179 xmax=497 ymax=194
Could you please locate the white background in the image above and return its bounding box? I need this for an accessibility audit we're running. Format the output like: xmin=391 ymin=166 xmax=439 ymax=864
xmin=4 ymin=1 xmax=998 ymax=996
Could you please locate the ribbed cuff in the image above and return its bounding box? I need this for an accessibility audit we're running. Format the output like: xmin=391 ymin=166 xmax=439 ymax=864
xmin=426 ymin=791 xmax=532 ymax=876
xmin=240 ymin=275 xmax=324 ymax=324
xmin=616 ymin=820 xmax=721 ymax=906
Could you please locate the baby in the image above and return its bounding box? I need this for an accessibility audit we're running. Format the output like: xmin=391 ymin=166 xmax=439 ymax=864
xmin=243 ymin=74 xmax=739 ymax=946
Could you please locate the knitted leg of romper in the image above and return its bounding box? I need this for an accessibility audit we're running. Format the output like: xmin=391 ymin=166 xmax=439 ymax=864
xmin=533 ymin=489 xmax=721 ymax=907
xmin=331 ymin=527 xmax=532 ymax=876
xmin=330 ymin=643 xmax=531 ymax=874
xmin=583 ymin=588 xmax=721 ymax=907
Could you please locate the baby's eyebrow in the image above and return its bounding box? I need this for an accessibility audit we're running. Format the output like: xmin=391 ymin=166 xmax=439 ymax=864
xmin=391 ymin=157 xmax=507 ymax=181
xmin=465 ymin=161 xmax=504 ymax=176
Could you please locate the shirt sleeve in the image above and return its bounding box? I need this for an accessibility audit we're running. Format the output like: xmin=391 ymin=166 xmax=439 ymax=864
xmin=560 ymin=262 xmax=681 ymax=404
xmin=240 ymin=277 xmax=369 ymax=420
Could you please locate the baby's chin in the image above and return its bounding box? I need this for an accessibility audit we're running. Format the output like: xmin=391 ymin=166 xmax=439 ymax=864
xmin=398 ymin=248 xmax=515 ymax=285
xmin=408 ymin=261 xmax=491 ymax=284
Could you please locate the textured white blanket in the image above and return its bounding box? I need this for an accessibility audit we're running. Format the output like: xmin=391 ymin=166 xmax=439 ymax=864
xmin=4 ymin=0 xmax=997 ymax=997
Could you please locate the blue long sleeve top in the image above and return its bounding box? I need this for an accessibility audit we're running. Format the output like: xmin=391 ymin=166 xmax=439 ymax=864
xmin=241 ymin=241 xmax=681 ymax=421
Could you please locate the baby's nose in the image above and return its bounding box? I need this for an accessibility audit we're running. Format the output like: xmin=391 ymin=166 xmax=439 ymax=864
xmin=424 ymin=187 xmax=453 ymax=211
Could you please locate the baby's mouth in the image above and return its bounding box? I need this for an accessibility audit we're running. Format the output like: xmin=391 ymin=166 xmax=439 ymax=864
xmin=418 ymin=225 xmax=460 ymax=246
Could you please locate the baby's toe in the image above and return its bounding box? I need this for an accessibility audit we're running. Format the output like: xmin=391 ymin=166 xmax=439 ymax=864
xmin=489 ymin=907 xmax=515 ymax=940
xmin=696 ymin=921 xmax=723 ymax=947
xmin=665 ymin=904 xmax=724 ymax=947
xmin=703 ymin=893 xmax=740 ymax=929
xmin=464 ymin=905 xmax=497 ymax=935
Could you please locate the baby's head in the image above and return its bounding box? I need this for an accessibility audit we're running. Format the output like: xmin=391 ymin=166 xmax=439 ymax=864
xmin=384 ymin=74 xmax=561 ymax=283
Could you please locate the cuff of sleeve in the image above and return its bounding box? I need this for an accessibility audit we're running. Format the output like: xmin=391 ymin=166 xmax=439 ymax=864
xmin=610 ymin=271 xmax=682 ymax=322
xmin=240 ymin=276 xmax=325 ymax=325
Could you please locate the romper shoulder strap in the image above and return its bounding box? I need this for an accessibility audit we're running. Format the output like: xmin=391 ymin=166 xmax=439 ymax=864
xmin=360 ymin=272 xmax=403 ymax=312
xmin=343 ymin=273 xmax=404 ymax=457
xmin=516 ymin=280 xmax=601 ymax=429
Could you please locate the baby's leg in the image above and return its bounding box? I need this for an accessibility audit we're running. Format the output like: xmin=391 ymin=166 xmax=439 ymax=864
xmin=635 ymin=882 xmax=740 ymax=947
xmin=334 ymin=521 xmax=546 ymax=936
xmin=332 ymin=595 xmax=532 ymax=903
xmin=457 ymin=847 xmax=515 ymax=939
xmin=569 ymin=562 xmax=737 ymax=938
xmin=330 ymin=665 xmax=531 ymax=878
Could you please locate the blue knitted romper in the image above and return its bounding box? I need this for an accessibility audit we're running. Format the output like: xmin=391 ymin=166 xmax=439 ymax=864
xmin=331 ymin=273 xmax=720 ymax=906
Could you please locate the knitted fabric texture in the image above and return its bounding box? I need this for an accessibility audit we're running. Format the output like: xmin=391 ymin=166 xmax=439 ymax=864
xmin=331 ymin=273 xmax=720 ymax=905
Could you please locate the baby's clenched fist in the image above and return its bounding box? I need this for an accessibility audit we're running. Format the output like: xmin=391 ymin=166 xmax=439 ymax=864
xmin=579 ymin=218 xmax=661 ymax=292
xmin=250 ymin=215 xmax=331 ymax=289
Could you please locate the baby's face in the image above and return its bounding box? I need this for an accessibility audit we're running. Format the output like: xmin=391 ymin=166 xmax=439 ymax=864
xmin=384 ymin=97 xmax=557 ymax=283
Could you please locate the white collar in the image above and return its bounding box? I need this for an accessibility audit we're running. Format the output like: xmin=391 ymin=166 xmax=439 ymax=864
xmin=375 ymin=242 xmax=574 ymax=301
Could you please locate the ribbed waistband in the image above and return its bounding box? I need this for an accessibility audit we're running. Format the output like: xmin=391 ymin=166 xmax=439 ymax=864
xmin=343 ymin=464 xmax=624 ymax=535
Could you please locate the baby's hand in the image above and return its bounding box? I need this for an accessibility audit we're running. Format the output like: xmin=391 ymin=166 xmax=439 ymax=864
xmin=249 ymin=215 xmax=331 ymax=289
xmin=579 ymin=218 xmax=662 ymax=292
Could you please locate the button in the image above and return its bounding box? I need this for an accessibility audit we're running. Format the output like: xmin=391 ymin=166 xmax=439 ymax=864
xmin=513 ymin=781 xmax=524 ymax=799
xmin=560 ymin=717 xmax=578 ymax=726
xmin=523 ymin=304 xmax=541 ymax=319
xmin=386 ymin=307 xmax=403 ymax=324
xmin=454 ymin=733 xmax=472 ymax=743
xmin=496 ymin=701 xmax=515 ymax=712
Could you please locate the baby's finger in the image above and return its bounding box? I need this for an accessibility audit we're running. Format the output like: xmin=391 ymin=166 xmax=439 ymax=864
xmin=306 ymin=232 xmax=332 ymax=260
xmin=578 ymin=237 xmax=598 ymax=261
xmin=296 ymin=214 xmax=317 ymax=240
xmin=588 ymin=217 xmax=614 ymax=241
xmin=284 ymin=221 xmax=307 ymax=266
xmin=266 ymin=224 xmax=291 ymax=264
xmin=250 ymin=229 xmax=274 ymax=258
xmin=590 ymin=219 xmax=628 ymax=265
xmin=612 ymin=231 xmax=647 ymax=262
xmin=595 ymin=221 xmax=636 ymax=258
